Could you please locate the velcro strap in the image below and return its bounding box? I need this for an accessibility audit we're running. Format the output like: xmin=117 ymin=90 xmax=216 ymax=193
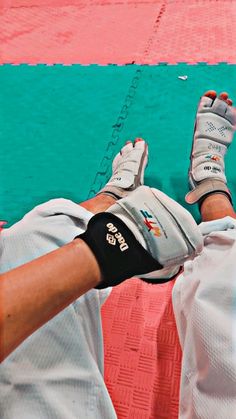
xmin=185 ymin=179 xmax=231 ymax=204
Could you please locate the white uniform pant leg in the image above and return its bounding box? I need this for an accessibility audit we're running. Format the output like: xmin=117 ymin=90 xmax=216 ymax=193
xmin=0 ymin=199 xmax=116 ymax=419
xmin=172 ymin=217 xmax=236 ymax=419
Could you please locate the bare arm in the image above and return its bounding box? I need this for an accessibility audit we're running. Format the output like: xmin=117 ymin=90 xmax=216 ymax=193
xmin=0 ymin=239 xmax=101 ymax=362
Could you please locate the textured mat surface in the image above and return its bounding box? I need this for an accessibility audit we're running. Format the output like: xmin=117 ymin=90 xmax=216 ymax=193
xmin=1 ymin=0 xmax=236 ymax=64
xmin=101 ymin=278 xmax=182 ymax=419
xmin=0 ymin=64 xmax=135 ymax=224
xmin=1 ymin=64 xmax=236 ymax=226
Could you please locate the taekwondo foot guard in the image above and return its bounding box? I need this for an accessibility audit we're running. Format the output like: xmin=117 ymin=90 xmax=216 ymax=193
xmin=79 ymin=186 xmax=203 ymax=288
xmin=185 ymin=92 xmax=236 ymax=205
xmin=97 ymin=138 xmax=148 ymax=200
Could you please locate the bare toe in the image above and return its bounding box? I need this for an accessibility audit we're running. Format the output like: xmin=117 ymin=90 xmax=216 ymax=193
xmin=204 ymin=90 xmax=217 ymax=100
xmin=219 ymin=92 xmax=229 ymax=101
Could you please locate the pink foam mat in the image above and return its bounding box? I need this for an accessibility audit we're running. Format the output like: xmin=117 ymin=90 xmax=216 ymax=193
xmin=101 ymin=278 xmax=182 ymax=419
xmin=1 ymin=0 xmax=236 ymax=64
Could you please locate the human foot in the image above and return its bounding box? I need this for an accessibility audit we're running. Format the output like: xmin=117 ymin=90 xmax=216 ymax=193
xmin=98 ymin=138 xmax=148 ymax=200
xmin=185 ymin=91 xmax=235 ymax=205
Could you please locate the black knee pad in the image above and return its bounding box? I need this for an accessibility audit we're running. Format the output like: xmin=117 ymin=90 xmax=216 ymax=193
xmin=77 ymin=212 xmax=162 ymax=288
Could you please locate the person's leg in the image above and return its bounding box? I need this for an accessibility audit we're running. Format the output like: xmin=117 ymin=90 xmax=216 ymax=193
xmin=185 ymin=90 xmax=236 ymax=221
xmin=200 ymin=192 xmax=236 ymax=221
xmin=0 ymin=138 xmax=148 ymax=419
xmin=173 ymin=91 xmax=236 ymax=418
xmin=80 ymin=193 xmax=116 ymax=214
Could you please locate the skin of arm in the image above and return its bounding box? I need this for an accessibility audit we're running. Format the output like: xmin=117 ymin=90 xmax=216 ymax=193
xmin=0 ymin=238 xmax=102 ymax=362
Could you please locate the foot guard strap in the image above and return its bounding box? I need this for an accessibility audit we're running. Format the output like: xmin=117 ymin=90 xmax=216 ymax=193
xmin=185 ymin=179 xmax=231 ymax=204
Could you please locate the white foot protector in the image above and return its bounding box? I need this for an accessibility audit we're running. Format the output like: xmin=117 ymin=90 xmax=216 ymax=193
xmin=186 ymin=94 xmax=236 ymax=204
xmin=98 ymin=139 xmax=148 ymax=199
xmin=108 ymin=186 xmax=203 ymax=280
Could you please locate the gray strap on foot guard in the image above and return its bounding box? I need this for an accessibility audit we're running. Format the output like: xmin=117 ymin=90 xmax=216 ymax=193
xmin=185 ymin=178 xmax=232 ymax=205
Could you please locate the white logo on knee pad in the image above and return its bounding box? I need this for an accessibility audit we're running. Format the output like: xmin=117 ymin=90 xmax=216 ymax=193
xmin=106 ymin=234 xmax=117 ymax=246
xmin=106 ymin=223 xmax=129 ymax=251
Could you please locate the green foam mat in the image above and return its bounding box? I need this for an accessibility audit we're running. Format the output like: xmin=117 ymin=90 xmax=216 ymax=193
xmin=1 ymin=64 xmax=236 ymax=226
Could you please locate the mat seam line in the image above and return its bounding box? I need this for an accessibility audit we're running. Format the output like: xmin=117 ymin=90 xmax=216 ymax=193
xmin=87 ymin=1 xmax=167 ymax=198
xmin=87 ymin=68 xmax=142 ymax=198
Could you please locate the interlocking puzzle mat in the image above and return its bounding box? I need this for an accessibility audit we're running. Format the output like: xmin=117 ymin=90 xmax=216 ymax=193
xmin=1 ymin=64 xmax=236 ymax=227
xmin=101 ymin=278 xmax=181 ymax=419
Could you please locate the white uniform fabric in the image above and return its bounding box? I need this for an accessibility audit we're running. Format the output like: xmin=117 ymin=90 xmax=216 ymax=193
xmin=173 ymin=216 xmax=236 ymax=419
xmin=1 ymin=200 xmax=236 ymax=419
xmin=0 ymin=199 xmax=117 ymax=419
